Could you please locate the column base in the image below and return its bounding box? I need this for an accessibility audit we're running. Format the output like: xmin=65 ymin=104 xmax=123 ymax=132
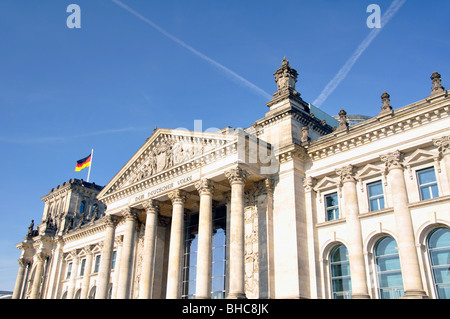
xmin=226 ymin=293 xmax=247 ymax=299
xmin=400 ymin=290 xmax=428 ymax=299
xmin=351 ymin=294 xmax=371 ymax=299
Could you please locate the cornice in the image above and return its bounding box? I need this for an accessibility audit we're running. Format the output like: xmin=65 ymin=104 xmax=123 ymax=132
xmin=62 ymin=219 xmax=107 ymax=243
xmin=253 ymin=104 xmax=333 ymax=136
xmin=306 ymin=95 xmax=450 ymax=161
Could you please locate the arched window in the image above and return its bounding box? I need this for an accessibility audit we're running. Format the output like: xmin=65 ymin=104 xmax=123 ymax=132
xmin=88 ymin=286 xmax=96 ymax=299
xmin=329 ymin=245 xmax=351 ymax=299
xmin=74 ymin=289 xmax=81 ymax=299
xmin=427 ymin=228 xmax=450 ymax=299
xmin=374 ymin=237 xmax=404 ymax=299
xmin=80 ymin=201 xmax=86 ymax=214
xmin=91 ymin=204 xmax=98 ymax=217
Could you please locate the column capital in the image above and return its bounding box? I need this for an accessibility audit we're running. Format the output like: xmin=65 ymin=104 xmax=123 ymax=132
xmin=433 ymin=135 xmax=450 ymax=157
xmin=103 ymin=214 xmax=120 ymax=228
xmin=335 ymin=164 xmax=357 ymax=184
xmin=225 ymin=167 xmax=249 ymax=185
xmin=168 ymin=189 xmax=187 ymax=205
xmin=121 ymin=207 xmax=139 ymax=221
xmin=195 ymin=179 xmax=215 ymax=196
xmin=303 ymin=176 xmax=316 ymax=192
xmin=380 ymin=150 xmax=404 ymax=171
xmin=17 ymin=258 xmax=31 ymax=267
xmin=35 ymin=251 xmax=48 ymax=263
xmin=142 ymin=199 xmax=160 ymax=214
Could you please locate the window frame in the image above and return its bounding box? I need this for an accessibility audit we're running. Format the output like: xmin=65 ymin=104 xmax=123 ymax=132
xmin=93 ymin=254 xmax=101 ymax=273
xmin=416 ymin=167 xmax=439 ymax=200
xmin=426 ymin=227 xmax=450 ymax=299
xmin=324 ymin=192 xmax=339 ymax=221
xmin=373 ymin=236 xmax=404 ymax=299
xmin=367 ymin=180 xmax=385 ymax=212
xmin=329 ymin=244 xmax=352 ymax=299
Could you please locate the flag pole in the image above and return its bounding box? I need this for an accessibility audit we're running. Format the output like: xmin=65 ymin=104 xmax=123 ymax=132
xmin=87 ymin=148 xmax=93 ymax=182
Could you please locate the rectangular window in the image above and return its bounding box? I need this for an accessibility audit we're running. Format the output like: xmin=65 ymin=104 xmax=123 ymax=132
xmin=417 ymin=167 xmax=439 ymax=200
xmin=66 ymin=262 xmax=72 ymax=279
xmin=79 ymin=258 xmax=86 ymax=276
xmin=111 ymin=251 xmax=117 ymax=270
xmin=367 ymin=181 xmax=385 ymax=211
xmin=94 ymin=255 xmax=101 ymax=273
xmin=325 ymin=192 xmax=339 ymax=221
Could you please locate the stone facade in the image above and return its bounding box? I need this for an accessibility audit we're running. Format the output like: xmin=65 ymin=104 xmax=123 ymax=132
xmin=13 ymin=60 xmax=450 ymax=299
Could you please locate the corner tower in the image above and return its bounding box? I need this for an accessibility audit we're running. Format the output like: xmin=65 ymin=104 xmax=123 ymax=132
xmin=253 ymin=58 xmax=335 ymax=151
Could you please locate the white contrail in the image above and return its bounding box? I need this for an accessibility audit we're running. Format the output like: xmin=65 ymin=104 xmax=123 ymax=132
xmin=0 ymin=127 xmax=147 ymax=144
xmin=313 ymin=0 xmax=406 ymax=107
xmin=112 ymin=0 xmax=272 ymax=100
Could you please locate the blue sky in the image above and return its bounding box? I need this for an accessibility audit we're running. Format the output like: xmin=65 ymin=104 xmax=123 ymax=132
xmin=0 ymin=0 xmax=449 ymax=291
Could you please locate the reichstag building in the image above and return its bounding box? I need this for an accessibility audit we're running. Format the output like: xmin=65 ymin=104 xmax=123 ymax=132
xmin=13 ymin=59 xmax=450 ymax=299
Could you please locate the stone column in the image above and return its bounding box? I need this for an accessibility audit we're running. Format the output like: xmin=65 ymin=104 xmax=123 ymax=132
xmin=80 ymin=246 xmax=94 ymax=299
xmin=96 ymin=214 xmax=119 ymax=299
xmin=67 ymin=251 xmax=80 ymax=299
xmin=166 ymin=189 xmax=187 ymax=299
xmin=195 ymin=179 xmax=215 ymax=299
xmin=29 ymin=252 xmax=47 ymax=299
xmin=336 ymin=165 xmax=370 ymax=299
xmin=225 ymin=167 xmax=249 ymax=299
xmin=116 ymin=208 xmax=139 ymax=299
xmin=381 ymin=151 xmax=428 ymax=298
xmin=12 ymin=258 xmax=30 ymax=299
xmin=139 ymin=199 xmax=160 ymax=299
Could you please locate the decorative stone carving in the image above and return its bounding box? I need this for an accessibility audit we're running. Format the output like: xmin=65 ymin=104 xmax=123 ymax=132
xmin=102 ymin=214 xmax=120 ymax=228
xmin=430 ymin=71 xmax=445 ymax=94
xmin=168 ymin=189 xmax=187 ymax=205
xmin=301 ymin=126 xmax=310 ymax=143
xmin=380 ymin=91 xmax=393 ymax=114
xmin=194 ymin=179 xmax=215 ymax=196
xmin=273 ymin=57 xmax=299 ymax=94
xmin=142 ymin=199 xmax=159 ymax=214
xmin=121 ymin=208 xmax=139 ymax=221
xmin=303 ymin=176 xmax=316 ymax=192
xmin=433 ymin=135 xmax=450 ymax=157
xmin=336 ymin=164 xmax=357 ymax=183
xmin=244 ymin=205 xmax=259 ymax=299
xmin=225 ymin=167 xmax=249 ymax=185
xmin=336 ymin=109 xmax=349 ymax=131
xmin=380 ymin=150 xmax=404 ymax=171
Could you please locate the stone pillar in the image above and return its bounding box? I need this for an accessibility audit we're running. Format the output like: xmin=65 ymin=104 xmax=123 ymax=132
xmin=381 ymin=151 xmax=428 ymax=299
xmin=195 ymin=179 xmax=215 ymax=299
xmin=166 ymin=189 xmax=187 ymax=299
xmin=12 ymin=258 xmax=29 ymax=299
xmin=67 ymin=251 xmax=80 ymax=299
xmin=96 ymin=214 xmax=119 ymax=299
xmin=225 ymin=167 xmax=249 ymax=299
xmin=80 ymin=246 xmax=94 ymax=299
xmin=116 ymin=208 xmax=139 ymax=299
xmin=139 ymin=199 xmax=160 ymax=299
xmin=336 ymin=165 xmax=370 ymax=299
xmin=29 ymin=252 xmax=47 ymax=299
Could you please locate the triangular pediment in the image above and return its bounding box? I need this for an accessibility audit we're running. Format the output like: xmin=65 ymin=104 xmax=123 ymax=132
xmin=404 ymin=149 xmax=437 ymax=166
xmin=314 ymin=176 xmax=339 ymax=191
xmin=356 ymin=164 xmax=384 ymax=179
xmin=97 ymin=128 xmax=237 ymax=200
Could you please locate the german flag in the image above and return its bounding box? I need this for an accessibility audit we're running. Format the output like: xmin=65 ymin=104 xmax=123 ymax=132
xmin=75 ymin=154 xmax=92 ymax=172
